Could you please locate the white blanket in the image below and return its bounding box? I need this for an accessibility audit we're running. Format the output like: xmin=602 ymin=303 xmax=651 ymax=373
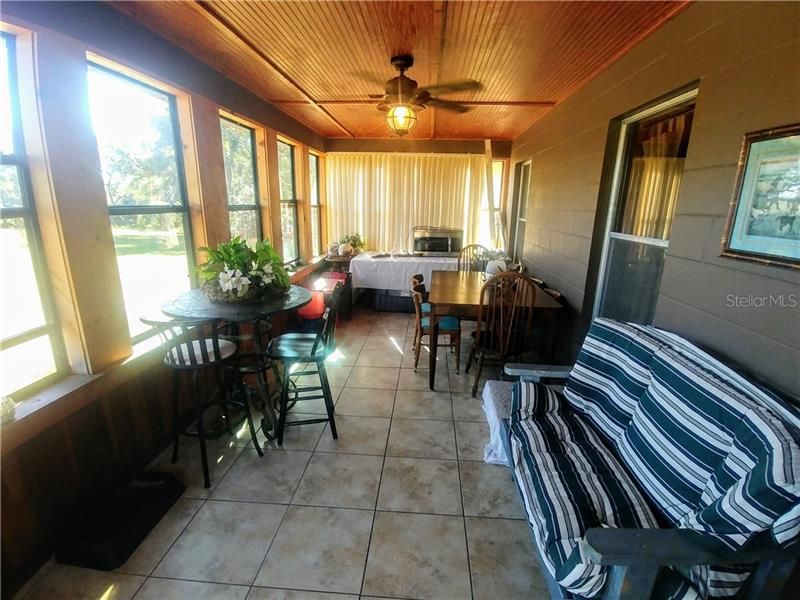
xmin=481 ymin=380 xmax=515 ymax=465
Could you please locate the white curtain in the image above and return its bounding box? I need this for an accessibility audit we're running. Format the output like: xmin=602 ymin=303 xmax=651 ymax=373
xmin=326 ymin=153 xmax=492 ymax=252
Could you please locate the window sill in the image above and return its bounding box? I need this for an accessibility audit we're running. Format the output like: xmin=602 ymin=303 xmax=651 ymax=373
xmin=0 ymin=336 xmax=166 ymax=457
xmin=289 ymin=256 xmax=327 ymax=284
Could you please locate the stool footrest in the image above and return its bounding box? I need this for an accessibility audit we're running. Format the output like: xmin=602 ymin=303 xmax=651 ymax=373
xmin=285 ymin=417 xmax=330 ymax=426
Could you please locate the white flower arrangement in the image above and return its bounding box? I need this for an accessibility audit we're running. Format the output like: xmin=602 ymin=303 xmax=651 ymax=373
xmin=197 ymin=237 xmax=290 ymax=304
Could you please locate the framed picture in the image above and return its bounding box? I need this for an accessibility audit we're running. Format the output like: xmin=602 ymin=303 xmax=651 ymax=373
xmin=721 ymin=123 xmax=800 ymax=269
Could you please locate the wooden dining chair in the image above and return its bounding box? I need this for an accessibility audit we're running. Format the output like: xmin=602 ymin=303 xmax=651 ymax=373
xmin=465 ymin=271 xmax=538 ymax=396
xmin=411 ymin=283 xmax=461 ymax=372
xmin=410 ymin=275 xmax=431 ymax=315
xmin=458 ymin=244 xmax=492 ymax=272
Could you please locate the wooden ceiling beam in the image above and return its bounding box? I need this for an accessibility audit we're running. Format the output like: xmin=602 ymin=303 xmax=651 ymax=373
xmin=272 ymin=100 xmax=557 ymax=107
xmin=196 ymin=0 xmax=354 ymax=138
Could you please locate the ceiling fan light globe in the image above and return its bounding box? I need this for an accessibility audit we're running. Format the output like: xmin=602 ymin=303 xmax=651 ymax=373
xmin=385 ymin=104 xmax=418 ymax=137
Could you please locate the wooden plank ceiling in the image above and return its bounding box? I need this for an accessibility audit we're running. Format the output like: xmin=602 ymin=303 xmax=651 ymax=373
xmin=111 ymin=0 xmax=688 ymax=140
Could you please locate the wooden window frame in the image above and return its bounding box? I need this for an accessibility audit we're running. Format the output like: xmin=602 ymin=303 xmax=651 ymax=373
xmin=276 ymin=137 xmax=301 ymax=266
xmin=0 ymin=31 xmax=68 ymax=398
xmin=219 ymin=114 xmax=263 ymax=245
xmin=308 ymin=151 xmax=324 ymax=258
xmin=87 ymin=61 xmax=196 ymax=344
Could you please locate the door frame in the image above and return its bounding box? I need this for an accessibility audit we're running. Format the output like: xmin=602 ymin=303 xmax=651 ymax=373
xmin=592 ymin=87 xmax=698 ymax=319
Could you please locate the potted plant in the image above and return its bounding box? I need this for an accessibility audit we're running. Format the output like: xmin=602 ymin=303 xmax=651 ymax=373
xmin=196 ymin=237 xmax=290 ymax=303
xmin=329 ymin=233 xmax=365 ymax=257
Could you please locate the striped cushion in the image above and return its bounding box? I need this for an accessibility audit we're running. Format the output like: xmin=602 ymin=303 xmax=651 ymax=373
xmin=510 ymin=381 xmax=564 ymax=421
xmin=510 ymin=383 xmax=659 ymax=598
xmin=564 ymin=318 xmax=666 ymax=444
xmin=618 ymin=347 xmax=800 ymax=597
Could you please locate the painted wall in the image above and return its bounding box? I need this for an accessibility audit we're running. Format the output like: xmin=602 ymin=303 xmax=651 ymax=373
xmin=510 ymin=1 xmax=800 ymax=395
xmin=2 ymin=1 xmax=325 ymax=150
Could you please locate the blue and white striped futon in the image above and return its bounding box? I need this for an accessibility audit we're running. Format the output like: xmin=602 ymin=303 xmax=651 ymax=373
xmin=508 ymin=318 xmax=800 ymax=599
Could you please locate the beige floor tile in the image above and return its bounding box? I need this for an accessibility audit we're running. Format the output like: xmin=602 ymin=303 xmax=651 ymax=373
xmin=362 ymin=512 xmax=471 ymax=599
xmin=335 ymin=388 xmax=395 ymax=418
xmin=247 ymin=588 xmax=358 ymax=600
xmin=396 ymin=368 xmax=449 ymax=391
xmin=117 ymin=498 xmax=204 ymax=575
xmin=293 ymin=452 xmax=382 ymax=509
xmin=466 ymin=516 xmax=549 ymax=600
xmin=361 ymin=335 xmax=405 ymax=352
xmin=148 ymin=440 xmax=243 ymax=499
xmin=212 ymin=449 xmax=311 ymax=504
xmin=263 ymin=414 xmax=325 ymax=452
xmin=134 ymin=578 xmax=248 ymax=600
xmin=387 ymin=418 xmax=457 ymax=459
xmin=460 ymin=460 xmax=525 ymax=519
xmin=315 ymin=416 xmax=390 ymax=456
xmin=345 ymin=367 xmax=399 ymax=390
xmin=400 ymin=346 xmax=449 ymax=370
xmin=455 ymin=420 xmax=490 ymax=460
xmin=203 ymin=418 xmax=264 ymax=449
xmin=321 ymin=365 xmax=352 ymax=389
xmin=377 ymin=457 xmax=462 ymax=515
xmin=393 ymin=390 xmax=453 ymax=421
xmin=452 ymin=392 xmax=487 ymax=422
xmin=354 ymin=348 xmax=403 ymax=368
xmin=154 ymin=501 xmax=285 ymax=585
xmin=25 ymin=564 xmax=144 ymax=600
xmin=254 ymin=506 xmax=372 ymax=594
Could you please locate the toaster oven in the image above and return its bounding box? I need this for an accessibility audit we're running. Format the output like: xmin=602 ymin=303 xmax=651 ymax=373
xmin=411 ymin=226 xmax=463 ymax=257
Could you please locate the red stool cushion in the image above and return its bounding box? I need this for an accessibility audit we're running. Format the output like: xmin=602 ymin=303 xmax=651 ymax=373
xmin=296 ymin=290 xmax=326 ymax=320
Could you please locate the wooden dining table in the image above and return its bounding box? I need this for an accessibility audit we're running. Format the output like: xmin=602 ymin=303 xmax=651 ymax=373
xmin=427 ymin=270 xmax=563 ymax=390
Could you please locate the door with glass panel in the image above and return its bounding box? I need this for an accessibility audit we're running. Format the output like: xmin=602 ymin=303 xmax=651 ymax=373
xmin=595 ymin=90 xmax=696 ymax=324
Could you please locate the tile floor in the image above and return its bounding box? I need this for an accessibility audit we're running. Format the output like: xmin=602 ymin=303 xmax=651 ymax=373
xmin=19 ymin=309 xmax=549 ymax=600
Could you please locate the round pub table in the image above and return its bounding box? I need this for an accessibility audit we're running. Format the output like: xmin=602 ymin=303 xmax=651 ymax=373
xmin=161 ymin=286 xmax=312 ymax=441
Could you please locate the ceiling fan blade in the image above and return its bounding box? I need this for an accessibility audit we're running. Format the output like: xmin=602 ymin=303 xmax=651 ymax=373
xmin=420 ymin=80 xmax=482 ymax=95
xmin=368 ymin=94 xmax=386 ymax=99
xmin=426 ymin=98 xmax=470 ymax=113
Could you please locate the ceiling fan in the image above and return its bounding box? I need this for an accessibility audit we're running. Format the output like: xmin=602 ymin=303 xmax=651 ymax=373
xmin=364 ymin=55 xmax=482 ymax=136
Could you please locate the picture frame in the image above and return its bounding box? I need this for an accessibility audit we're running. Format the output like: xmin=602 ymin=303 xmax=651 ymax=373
xmin=721 ymin=123 xmax=800 ymax=270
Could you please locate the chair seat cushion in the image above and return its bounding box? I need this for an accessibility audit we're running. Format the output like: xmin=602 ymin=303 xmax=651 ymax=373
xmin=421 ymin=302 xmax=431 ymax=314
xmin=169 ymin=339 xmax=237 ymax=365
xmin=509 ymin=383 xmax=659 ymax=598
xmin=268 ymin=333 xmax=327 ymax=361
xmin=297 ymin=291 xmax=326 ymax=320
xmin=421 ymin=315 xmax=459 ymax=331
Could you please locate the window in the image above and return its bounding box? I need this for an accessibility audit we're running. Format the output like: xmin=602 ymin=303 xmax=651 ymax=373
xmin=510 ymin=160 xmax=531 ymax=263
xmin=309 ymin=153 xmax=322 ymax=257
xmin=277 ymin=139 xmax=298 ymax=264
xmin=88 ymin=64 xmax=193 ymax=341
xmin=595 ymin=90 xmax=696 ymax=324
xmin=220 ymin=116 xmax=261 ymax=246
xmin=0 ymin=34 xmax=65 ymax=397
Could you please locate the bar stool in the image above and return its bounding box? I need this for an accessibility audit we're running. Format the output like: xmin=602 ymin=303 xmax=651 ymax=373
xmin=267 ymin=283 xmax=344 ymax=446
xmin=141 ymin=316 xmax=263 ymax=488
